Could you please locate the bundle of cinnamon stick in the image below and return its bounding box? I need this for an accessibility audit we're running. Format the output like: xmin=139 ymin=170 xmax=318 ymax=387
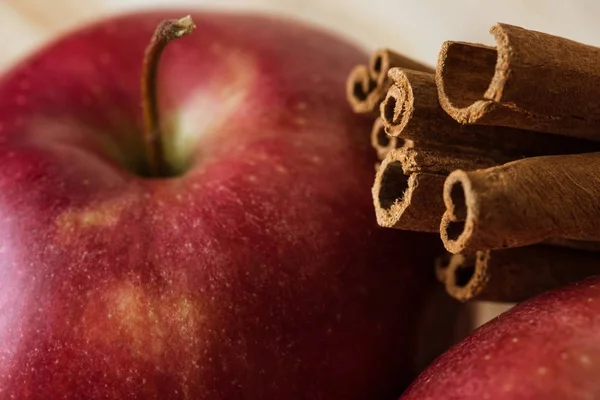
xmin=347 ymin=23 xmax=600 ymax=306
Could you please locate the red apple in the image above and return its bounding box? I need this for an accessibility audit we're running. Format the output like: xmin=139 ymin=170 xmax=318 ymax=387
xmin=0 ymin=10 xmax=438 ymax=399
xmin=401 ymin=276 xmax=600 ymax=400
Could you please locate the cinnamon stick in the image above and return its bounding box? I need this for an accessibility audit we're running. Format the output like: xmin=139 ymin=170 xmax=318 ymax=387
xmin=371 ymin=117 xmax=413 ymax=160
xmin=346 ymin=49 xmax=433 ymax=114
xmin=436 ymin=245 xmax=600 ymax=303
xmin=437 ymin=23 xmax=600 ymax=140
xmin=369 ymin=49 xmax=433 ymax=85
xmin=373 ymin=148 xmax=497 ymax=232
xmin=346 ymin=65 xmax=376 ymax=114
xmin=441 ymin=152 xmax=600 ymax=254
xmin=381 ymin=68 xmax=599 ymax=157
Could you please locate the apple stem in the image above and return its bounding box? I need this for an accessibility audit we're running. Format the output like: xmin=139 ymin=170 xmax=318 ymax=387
xmin=141 ymin=15 xmax=196 ymax=177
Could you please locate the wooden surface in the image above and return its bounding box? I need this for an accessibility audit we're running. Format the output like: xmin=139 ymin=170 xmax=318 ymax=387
xmin=9 ymin=0 xmax=587 ymax=328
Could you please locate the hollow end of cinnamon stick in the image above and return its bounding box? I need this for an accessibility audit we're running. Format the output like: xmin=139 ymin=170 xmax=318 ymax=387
xmin=373 ymin=171 xmax=437 ymax=232
xmin=370 ymin=49 xmax=434 ymax=82
xmin=373 ymin=160 xmax=411 ymax=224
xmin=346 ymin=65 xmax=378 ymax=114
xmin=442 ymin=252 xmax=490 ymax=303
xmin=348 ymin=49 xmax=434 ymax=115
xmin=442 ymin=153 xmax=600 ymax=254
xmin=439 ymin=245 xmax=600 ymax=303
xmin=440 ymin=170 xmax=477 ymax=253
xmin=369 ymin=49 xmax=393 ymax=87
xmin=372 ymin=117 xmax=390 ymax=148
xmin=374 ymin=147 xmax=502 ymax=232
xmin=380 ymin=83 xmax=412 ymax=136
xmin=389 ymin=62 xmax=600 ymax=157
xmin=436 ymin=41 xmax=499 ymax=125
xmin=380 ymin=68 xmax=445 ymax=141
xmin=371 ymin=117 xmax=412 ymax=160
xmin=436 ymin=25 xmax=600 ymax=139
xmin=372 ymin=155 xmax=446 ymax=232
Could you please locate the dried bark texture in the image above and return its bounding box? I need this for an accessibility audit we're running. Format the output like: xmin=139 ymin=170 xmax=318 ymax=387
xmin=441 ymin=152 xmax=600 ymax=254
xmin=373 ymin=148 xmax=497 ymax=232
xmin=370 ymin=117 xmax=412 ymax=160
xmin=436 ymin=245 xmax=600 ymax=303
xmin=346 ymin=49 xmax=433 ymax=114
xmin=347 ymin=65 xmax=376 ymax=114
xmin=369 ymin=48 xmax=433 ymax=88
xmin=381 ymin=68 xmax=599 ymax=157
xmin=437 ymin=23 xmax=600 ymax=140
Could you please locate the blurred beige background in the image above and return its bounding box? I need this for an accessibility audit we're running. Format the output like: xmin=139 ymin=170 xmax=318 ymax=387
xmin=4 ymin=0 xmax=579 ymax=327
xmin=3 ymin=0 xmax=600 ymax=71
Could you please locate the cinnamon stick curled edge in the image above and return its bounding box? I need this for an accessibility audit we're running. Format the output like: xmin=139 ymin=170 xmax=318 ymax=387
xmin=435 ymin=245 xmax=600 ymax=303
xmin=346 ymin=49 xmax=433 ymax=114
xmin=373 ymin=147 xmax=497 ymax=232
xmin=437 ymin=23 xmax=600 ymax=140
xmin=371 ymin=117 xmax=413 ymax=160
xmin=381 ymin=68 xmax=599 ymax=157
xmin=441 ymin=152 xmax=600 ymax=254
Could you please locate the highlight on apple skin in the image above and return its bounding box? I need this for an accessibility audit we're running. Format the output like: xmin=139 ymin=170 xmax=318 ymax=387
xmin=401 ymin=276 xmax=600 ymax=400
xmin=0 ymin=9 xmax=441 ymax=400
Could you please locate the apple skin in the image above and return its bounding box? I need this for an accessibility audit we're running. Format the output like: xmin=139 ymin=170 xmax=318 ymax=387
xmin=401 ymin=276 xmax=600 ymax=400
xmin=0 ymin=10 xmax=439 ymax=399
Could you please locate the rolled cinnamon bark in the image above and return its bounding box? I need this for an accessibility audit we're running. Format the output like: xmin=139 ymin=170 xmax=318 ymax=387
xmin=373 ymin=148 xmax=497 ymax=232
xmin=374 ymin=170 xmax=446 ymax=232
xmin=437 ymin=23 xmax=600 ymax=140
xmin=395 ymin=147 xmax=498 ymax=175
xmin=369 ymin=48 xmax=433 ymax=88
xmin=381 ymin=69 xmax=453 ymax=142
xmin=382 ymin=68 xmax=599 ymax=157
xmin=370 ymin=117 xmax=413 ymax=160
xmin=441 ymin=152 xmax=600 ymax=254
xmin=347 ymin=65 xmax=378 ymax=114
xmin=436 ymin=245 xmax=600 ymax=303
xmin=347 ymin=49 xmax=433 ymax=114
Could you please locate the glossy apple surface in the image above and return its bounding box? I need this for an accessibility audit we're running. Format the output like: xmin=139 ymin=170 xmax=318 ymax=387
xmin=0 ymin=10 xmax=438 ymax=399
xmin=401 ymin=276 xmax=600 ymax=400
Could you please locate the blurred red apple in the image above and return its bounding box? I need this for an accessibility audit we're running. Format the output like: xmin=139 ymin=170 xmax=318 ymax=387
xmin=0 ymin=10 xmax=438 ymax=399
xmin=401 ymin=276 xmax=600 ymax=400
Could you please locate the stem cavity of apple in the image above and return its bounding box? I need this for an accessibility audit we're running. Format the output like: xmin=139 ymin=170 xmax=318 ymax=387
xmin=141 ymin=15 xmax=196 ymax=177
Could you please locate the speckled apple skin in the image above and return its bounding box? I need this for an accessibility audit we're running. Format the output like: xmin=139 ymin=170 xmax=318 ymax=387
xmin=401 ymin=276 xmax=600 ymax=400
xmin=0 ymin=10 xmax=438 ymax=400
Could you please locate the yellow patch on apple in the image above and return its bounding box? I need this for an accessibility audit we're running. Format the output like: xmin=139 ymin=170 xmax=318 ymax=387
xmin=82 ymin=279 xmax=206 ymax=365
xmin=55 ymin=198 xmax=130 ymax=239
